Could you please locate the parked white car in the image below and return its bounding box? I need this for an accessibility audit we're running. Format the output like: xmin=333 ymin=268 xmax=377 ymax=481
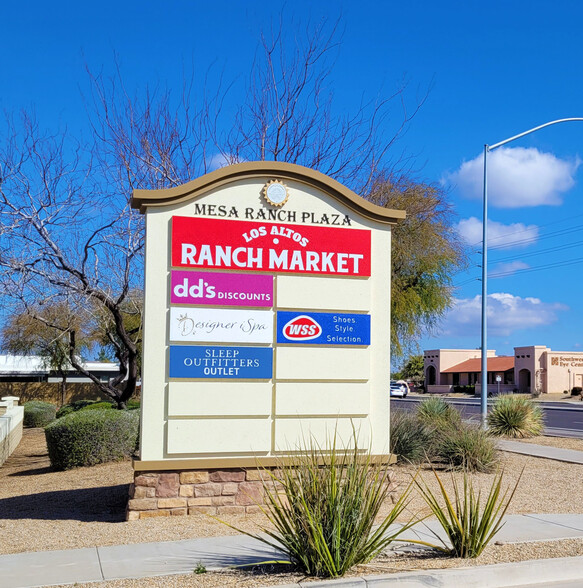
xmin=390 ymin=380 xmax=408 ymax=397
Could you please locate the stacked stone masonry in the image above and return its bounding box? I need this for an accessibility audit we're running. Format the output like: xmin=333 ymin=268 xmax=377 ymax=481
xmin=127 ymin=468 xmax=268 ymax=520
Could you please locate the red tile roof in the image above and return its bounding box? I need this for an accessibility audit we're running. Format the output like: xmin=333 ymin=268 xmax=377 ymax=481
xmin=442 ymin=356 xmax=515 ymax=373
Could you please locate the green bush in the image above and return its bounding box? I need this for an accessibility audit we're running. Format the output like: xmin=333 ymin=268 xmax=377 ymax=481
xmin=417 ymin=398 xmax=461 ymax=429
xmin=452 ymin=385 xmax=475 ymax=394
xmin=45 ymin=409 xmax=139 ymax=470
xmin=81 ymin=401 xmax=116 ymax=411
xmin=390 ymin=410 xmax=431 ymax=464
xmin=487 ymin=396 xmax=544 ymax=438
xmin=23 ymin=401 xmax=57 ymax=428
xmin=571 ymin=387 xmax=582 ymax=397
xmin=435 ymin=424 xmax=498 ymax=473
xmin=415 ymin=468 xmax=523 ymax=558
xmin=223 ymin=432 xmax=417 ymax=578
xmin=56 ymin=400 xmax=117 ymax=418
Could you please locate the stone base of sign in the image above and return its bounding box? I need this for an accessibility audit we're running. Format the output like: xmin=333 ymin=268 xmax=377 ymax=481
xmin=126 ymin=468 xmax=273 ymax=520
xmin=126 ymin=463 xmax=398 ymax=520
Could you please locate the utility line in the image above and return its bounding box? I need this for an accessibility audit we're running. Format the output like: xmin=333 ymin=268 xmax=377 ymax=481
xmin=490 ymin=239 xmax=583 ymax=263
xmin=468 ymin=211 xmax=583 ymax=248
xmin=489 ymin=256 xmax=583 ymax=278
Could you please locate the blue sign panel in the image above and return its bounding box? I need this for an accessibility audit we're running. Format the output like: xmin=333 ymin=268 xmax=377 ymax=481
xmin=276 ymin=311 xmax=370 ymax=346
xmin=169 ymin=345 xmax=273 ymax=379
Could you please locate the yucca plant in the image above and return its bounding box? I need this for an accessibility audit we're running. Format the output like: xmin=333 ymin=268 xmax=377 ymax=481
xmin=415 ymin=468 xmax=522 ymax=558
xmin=417 ymin=398 xmax=461 ymax=429
xmin=221 ymin=432 xmax=418 ymax=578
xmin=487 ymin=395 xmax=544 ymax=438
xmin=435 ymin=424 xmax=499 ymax=473
xmin=390 ymin=410 xmax=431 ymax=464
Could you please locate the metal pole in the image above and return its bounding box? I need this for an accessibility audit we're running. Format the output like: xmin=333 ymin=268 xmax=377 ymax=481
xmin=481 ymin=145 xmax=489 ymax=427
xmin=479 ymin=117 xmax=583 ymax=426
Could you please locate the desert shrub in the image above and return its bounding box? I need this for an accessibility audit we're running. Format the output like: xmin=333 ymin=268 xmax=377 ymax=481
xmin=57 ymin=399 xmax=140 ymax=419
xmin=452 ymin=385 xmax=475 ymax=394
xmin=390 ymin=410 xmax=431 ymax=464
xmin=487 ymin=395 xmax=544 ymax=438
xmin=415 ymin=468 xmax=522 ymax=558
xmin=56 ymin=400 xmax=99 ymax=418
xmin=435 ymin=424 xmax=498 ymax=473
xmin=80 ymin=401 xmax=116 ymax=412
xmin=45 ymin=409 xmax=139 ymax=470
xmin=417 ymin=398 xmax=461 ymax=429
xmin=23 ymin=401 xmax=56 ymax=428
xmin=223 ymin=433 xmax=417 ymax=578
xmin=126 ymin=399 xmax=140 ymax=410
xmin=571 ymin=387 xmax=582 ymax=397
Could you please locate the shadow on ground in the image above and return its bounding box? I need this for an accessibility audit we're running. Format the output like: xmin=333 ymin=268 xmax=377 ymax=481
xmin=0 ymin=484 xmax=129 ymax=522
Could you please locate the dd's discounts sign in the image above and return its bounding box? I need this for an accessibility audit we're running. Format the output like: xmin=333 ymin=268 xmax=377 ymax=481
xmin=132 ymin=161 xmax=404 ymax=468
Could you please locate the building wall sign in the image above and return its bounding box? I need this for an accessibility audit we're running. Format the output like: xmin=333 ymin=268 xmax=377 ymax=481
xmin=171 ymin=216 xmax=371 ymax=276
xmin=551 ymin=356 xmax=583 ymax=368
xmin=169 ymin=307 xmax=273 ymax=344
xmin=171 ymin=270 xmax=273 ymax=307
xmin=169 ymin=345 xmax=273 ymax=379
xmin=276 ymin=311 xmax=371 ymax=346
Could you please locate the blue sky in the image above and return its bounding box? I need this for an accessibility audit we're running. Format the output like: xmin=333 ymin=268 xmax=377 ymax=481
xmin=2 ymin=1 xmax=583 ymax=359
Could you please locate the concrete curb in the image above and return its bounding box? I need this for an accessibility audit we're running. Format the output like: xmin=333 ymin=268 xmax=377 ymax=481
xmin=266 ymin=555 xmax=583 ymax=587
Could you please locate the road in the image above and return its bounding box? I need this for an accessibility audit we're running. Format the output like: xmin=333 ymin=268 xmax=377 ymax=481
xmin=391 ymin=396 xmax=583 ymax=438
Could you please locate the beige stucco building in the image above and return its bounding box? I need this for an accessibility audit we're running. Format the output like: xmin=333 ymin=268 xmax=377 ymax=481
xmin=424 ymin=346 xmax=583 ymax=395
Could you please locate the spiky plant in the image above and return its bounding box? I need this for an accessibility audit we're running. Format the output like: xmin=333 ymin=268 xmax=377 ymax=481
xmin=436 ymin=424 xmax=499 ymax=473
xmin=390 ymin=410 xmax=431 ymax=464
xmin=219 ymin=431 xmax=418 ymax=578
xmin=417 ymin=397 xmax=461 ymax=429
xmin=487 ymin=395 xmax=544 ymax=438
xmin=415 ymin=468 xmax=523 ymax=558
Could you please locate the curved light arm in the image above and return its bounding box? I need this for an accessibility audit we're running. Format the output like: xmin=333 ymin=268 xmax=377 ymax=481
xmin=489 ymin=118 xmax=583 ymax=151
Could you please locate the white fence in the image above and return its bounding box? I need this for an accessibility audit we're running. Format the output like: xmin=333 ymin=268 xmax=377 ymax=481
xmin=0 ymin=396 xmax=23 ymax=466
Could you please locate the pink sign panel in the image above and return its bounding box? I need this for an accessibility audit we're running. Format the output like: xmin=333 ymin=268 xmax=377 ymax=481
xmin=171 ymin=270 xmax=273 ymax=307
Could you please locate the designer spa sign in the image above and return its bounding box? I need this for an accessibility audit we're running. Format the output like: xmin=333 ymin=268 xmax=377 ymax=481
xmin=131 ymin=162 xmax=404 ymax=468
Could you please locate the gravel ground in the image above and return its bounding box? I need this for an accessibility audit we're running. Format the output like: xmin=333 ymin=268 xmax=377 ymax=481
xmin=3 ymin=428 xmax=583 ymax=587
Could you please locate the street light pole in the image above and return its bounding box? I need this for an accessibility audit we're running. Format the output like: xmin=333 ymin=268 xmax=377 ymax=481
xmin=481 ymin=143 xmax=489 ymax=426
xmin=480 ymin=118 xmax=583 ymax=427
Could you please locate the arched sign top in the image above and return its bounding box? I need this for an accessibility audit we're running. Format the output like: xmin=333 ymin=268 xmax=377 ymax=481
xmin=131 ymin=161 xmax=406 ymax=224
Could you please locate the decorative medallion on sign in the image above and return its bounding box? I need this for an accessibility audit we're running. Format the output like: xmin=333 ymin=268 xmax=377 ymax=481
xmin=263 ymin=179 xmax=289 ymax=207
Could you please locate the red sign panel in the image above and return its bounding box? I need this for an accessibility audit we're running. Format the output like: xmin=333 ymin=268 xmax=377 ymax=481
xmin=171 ymin=217 xmax=371 ymax=277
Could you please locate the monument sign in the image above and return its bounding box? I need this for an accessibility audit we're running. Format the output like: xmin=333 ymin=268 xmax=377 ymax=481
xmin=127 ymin=162 xmax=404 ymax=519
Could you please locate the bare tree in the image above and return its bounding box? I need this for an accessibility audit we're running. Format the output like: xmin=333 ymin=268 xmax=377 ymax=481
xmin=223 ymin=19 xmax=427 ymax=194
xmin=0 ymin=19 xmax=440 ymax=407
xmin=88 ymin=19 xmax=426 ymax=196
xmin=0 ymin=113 xmax=142 ymax=408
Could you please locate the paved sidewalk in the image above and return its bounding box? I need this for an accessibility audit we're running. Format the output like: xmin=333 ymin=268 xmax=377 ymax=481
xmin=3 ymin=440 xmax=583 ymax=588
xmin=4 ymin=514 xmax=583 ymax=588
xmin=498 ymin=439 xmax=583 ymax=464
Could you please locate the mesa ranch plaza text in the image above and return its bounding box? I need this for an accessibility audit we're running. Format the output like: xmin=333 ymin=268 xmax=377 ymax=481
xmin=179 ymin=244 xmax=365 ymax=274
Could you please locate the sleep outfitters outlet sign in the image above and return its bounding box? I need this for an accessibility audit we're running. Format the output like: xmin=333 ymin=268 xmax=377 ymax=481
xmin=131 ymin=161 xmax=405 ymax=468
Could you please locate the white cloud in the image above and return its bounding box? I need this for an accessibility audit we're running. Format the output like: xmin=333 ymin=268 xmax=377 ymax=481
xmin=446 ymin=147 xmax=580 ymax=208
xmin=490 ymin=261 xmax=530 ymax=277
xmin=207 ymin=152 xmax=243 ymax=171
xmin=456 ymin=217 xmax=539 ymax=249
xmin=439 ymin=293 xmax=567 ymax=337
